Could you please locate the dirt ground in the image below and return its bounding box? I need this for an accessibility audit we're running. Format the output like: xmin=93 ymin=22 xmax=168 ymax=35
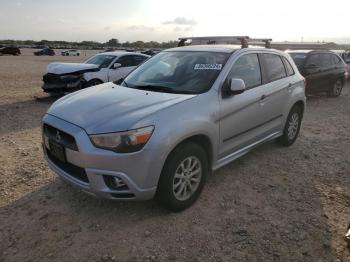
xmin=0 ymin=49 xmax=349 ymax=262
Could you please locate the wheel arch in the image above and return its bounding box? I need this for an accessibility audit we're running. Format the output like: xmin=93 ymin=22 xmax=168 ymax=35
xmin=164 ymin=134 xmax=214 ymax=170
xmin=293 ymin=100 xmax=305 ymax=116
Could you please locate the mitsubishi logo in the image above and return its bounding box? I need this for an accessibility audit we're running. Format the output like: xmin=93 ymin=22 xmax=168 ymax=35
xmin=55 ymin=130 xmax=61 ymax=142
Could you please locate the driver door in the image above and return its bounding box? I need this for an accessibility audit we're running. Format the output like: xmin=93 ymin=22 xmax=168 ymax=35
xmin=219 ymin=53 xmax=274 ymax=159
xmin=108 ymin=55 xmax=136 ymax=82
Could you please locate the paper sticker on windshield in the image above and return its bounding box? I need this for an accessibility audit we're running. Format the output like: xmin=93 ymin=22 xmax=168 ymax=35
xmin=194 ymin=64 xmax=222 ymax=70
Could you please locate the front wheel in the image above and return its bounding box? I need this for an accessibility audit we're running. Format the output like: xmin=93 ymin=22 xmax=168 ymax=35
xmin=86 ymin=79 xmax=103 ymax=87
xmin=277 ymin=105 xmax=302 ymax=146
xmin=156 ymin=143 xmax=208 ymax=211
xmin=328 ymin=79 xmax=343 ymax=97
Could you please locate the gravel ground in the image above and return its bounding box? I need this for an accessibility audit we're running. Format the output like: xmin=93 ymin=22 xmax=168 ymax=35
xmin=0 ymin=49 xmax=349 ymax=262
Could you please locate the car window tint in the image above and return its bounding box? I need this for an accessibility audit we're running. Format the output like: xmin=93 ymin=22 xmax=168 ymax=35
xmin=282 ymin=57 xmax=295 ymax=76
xmin=332 ymin=54 xmax=342 ymax=65
xmin=227 ymin=53 xmax=261 ymax=89
xmin=262 ymin=54 xmax=287 ymax=82
xmin=117 ymin=55 xmax=135 ymax=67
xmin=306 ymin=54 xmax=321 ymax=67
xmin=134 ymin=55 xmax=147 ymax=65
xmin=320 ymin=54 xmax=332 ymax=67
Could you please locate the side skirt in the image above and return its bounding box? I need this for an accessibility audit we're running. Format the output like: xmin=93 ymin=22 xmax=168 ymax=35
xmin=212 ymin=131 xmax=282 ymax=171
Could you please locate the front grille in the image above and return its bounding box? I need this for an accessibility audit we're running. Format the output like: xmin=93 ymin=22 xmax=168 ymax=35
xmin=43 ymin=73 xmax=62 ymax=84
xmin=46 ymin=149 xmax=89 ymax=183
xmin=43 ymin=124 xmax=78 ymax=151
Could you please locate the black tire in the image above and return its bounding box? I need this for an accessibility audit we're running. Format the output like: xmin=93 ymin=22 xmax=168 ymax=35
xmin=328 ymin=78 xmax=343 ymax=97
xmin=156 ymin=143 xmax=209 ymax=211
xmin=86 ymin=79 xmax=103 ymax=87
xmin=277 ymin=105 xmax=303 ymax=147
xmin=77 ymin=53 xmax=80 ymax=56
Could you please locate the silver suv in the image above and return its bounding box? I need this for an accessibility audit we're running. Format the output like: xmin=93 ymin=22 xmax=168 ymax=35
xmin=43 ymin=44 xmax=306 ymax=211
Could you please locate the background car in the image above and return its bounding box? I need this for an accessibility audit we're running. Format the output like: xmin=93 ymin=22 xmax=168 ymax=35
xmin=141 ymin=49 xmax=161 ymax=56
xmin=42 ymin=51 xmax=150 ymax=95
xmin=0 ymin=46 xmax=21 ymax=55
xmin=61 ymin=49 xmax=81 ymax=56
xmin=287 ymin=50 xmax=347 ymax=97
xmin=34 ymin=48 xmax=55 ymax=56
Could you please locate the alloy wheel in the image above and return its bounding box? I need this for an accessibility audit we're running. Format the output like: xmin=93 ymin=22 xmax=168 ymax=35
xmin=172 ymin=156 xmax=202 ymax=201
xmin=287 ymin=113 xmax=299 ymax=140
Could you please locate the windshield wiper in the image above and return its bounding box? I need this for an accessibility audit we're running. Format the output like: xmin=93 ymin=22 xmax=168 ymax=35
xmin=131 ymin=85 xmax=197 ymax=94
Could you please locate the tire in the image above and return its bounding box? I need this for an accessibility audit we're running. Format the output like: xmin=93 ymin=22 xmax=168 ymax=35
xmin=77 ymin=53 xmax=80 ymax=56
xmin=156 ymin=143 xmax=209 ymax=211
xmin=86 ymin=79 xmax=103 ymax=87
xmin=277 ymin=105 xmax=303 ymax=147
xmin=328 ymin=78 xmax=343 ymax=97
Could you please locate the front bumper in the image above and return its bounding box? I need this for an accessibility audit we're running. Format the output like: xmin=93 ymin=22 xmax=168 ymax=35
xmin=42 ymin=80 xmax=82 ymax=94
xmin=42 ymin=114 xmax=159 ymax=201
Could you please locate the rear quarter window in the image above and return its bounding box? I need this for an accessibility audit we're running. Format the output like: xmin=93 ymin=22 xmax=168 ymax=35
xmin=282 ymin=57 xmax=295 ymax=76
xmin=262 ymin=54 xmax=287 ymax=82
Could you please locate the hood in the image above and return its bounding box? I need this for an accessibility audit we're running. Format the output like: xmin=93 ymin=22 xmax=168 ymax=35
xmin=47 ymin=83 xmax=196 ymax=134
xmin=47 ymin=62 xmax=99 ymax=75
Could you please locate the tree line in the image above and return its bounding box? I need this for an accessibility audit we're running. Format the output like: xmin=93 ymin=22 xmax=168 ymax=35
xmin=0 ymin=38 xmax=179 ymax=49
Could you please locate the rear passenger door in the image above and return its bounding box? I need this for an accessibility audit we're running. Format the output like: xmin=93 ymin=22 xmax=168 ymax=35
xmin=319 ymin=53 xmax=335 ymax=89
xmin=303 ymin=53 xmax=324 ymax=91
xmin=260 ymin=53 xmax=291 ymax=126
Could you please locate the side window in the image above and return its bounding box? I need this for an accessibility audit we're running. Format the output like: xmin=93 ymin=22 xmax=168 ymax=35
xmin=134 ymin=55 xmax=148 ymax=65
xmin=306 ymin=54 xmax=321 ymax=67
xmin=282 ymin=57 xmax=295 ymax=76
xmin=332 ymin=54 xmax=342 ymax=65
xmin=227 ymin=53 xmax=261 ymax=89
xmin=320 ymin=54 xmax=332 ymax=67
xmin=262 ymin=54 xmax=287 ymax=82
xmin=117 ymin=55 xmax=134 ymax=67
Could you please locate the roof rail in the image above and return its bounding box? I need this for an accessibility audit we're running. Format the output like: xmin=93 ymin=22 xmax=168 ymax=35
xmin=178 ymin=36 xmax=272 ymax=48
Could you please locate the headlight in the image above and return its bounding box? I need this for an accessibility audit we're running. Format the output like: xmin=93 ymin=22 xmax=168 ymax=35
xmin=89 ymin=126 xmax=154 ymax=153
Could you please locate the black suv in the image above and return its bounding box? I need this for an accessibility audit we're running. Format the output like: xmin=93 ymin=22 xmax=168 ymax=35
xmin=287 ymin=50 xmax=347 ymax=97
xmin=34 ymin=48 xmax=55 ymax=56
xmin=0 ymin=46 xmax=21 ymax=55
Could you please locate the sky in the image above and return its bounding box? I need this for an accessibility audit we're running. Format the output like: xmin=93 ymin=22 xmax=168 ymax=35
xmin=0 ymin=0 xmax=350 ymax=43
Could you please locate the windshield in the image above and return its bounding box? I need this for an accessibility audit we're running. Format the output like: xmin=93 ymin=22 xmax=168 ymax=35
xmin=289 ymin=53 xmax=307 ymax=68
xmin=85 ymin=54 xmax=116 ymax=68
xmin=121 ymin=51 xmax=230 ymax=94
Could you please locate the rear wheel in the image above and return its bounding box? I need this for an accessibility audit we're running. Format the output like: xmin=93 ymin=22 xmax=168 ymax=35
xmin=277 ymin=105 xmax=302 ymax=146
xmin=156 ymin=143 xmax=208 ymax=211
xmin=328 ymin=78 xmax=343 ymax=97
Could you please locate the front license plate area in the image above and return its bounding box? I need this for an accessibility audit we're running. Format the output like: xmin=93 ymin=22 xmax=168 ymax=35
xmin=49 ymin=140 xmax=66 ymax=162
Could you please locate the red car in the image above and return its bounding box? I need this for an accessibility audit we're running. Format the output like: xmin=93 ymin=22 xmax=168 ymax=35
xmin=0 ymin=46 xmax=21 ymax=55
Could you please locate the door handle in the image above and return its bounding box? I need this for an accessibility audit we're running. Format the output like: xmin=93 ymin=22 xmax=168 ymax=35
xmin=260 ymin=94 xmax=267 ymax=101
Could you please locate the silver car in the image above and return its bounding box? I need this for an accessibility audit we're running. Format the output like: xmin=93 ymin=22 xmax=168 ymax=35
xmin=42 ymin=45 xmax=306 ymax=211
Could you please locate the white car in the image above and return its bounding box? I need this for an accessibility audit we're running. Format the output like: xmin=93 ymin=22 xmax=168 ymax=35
xmin=42 ymin=52 xmax=150 ymax=95
xmin=61 ymin=49 xmax=81 ymax=56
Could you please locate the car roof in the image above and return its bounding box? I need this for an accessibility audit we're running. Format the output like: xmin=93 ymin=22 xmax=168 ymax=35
xmin=97 ymin=51 xmax=149 ymax=56
xmin=168 ymin=45 xmax=241 ymax=53
xmin=287 ymin=49 xmax=335 ymax=54
xmin=166 ymin=45 xmax=290 ymax=58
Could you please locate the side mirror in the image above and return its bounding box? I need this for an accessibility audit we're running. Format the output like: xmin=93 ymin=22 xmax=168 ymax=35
xmin=112 ymin=63 xmax=122 ymax=69
xmin=229 ymin=78 xmax=246 ymax=95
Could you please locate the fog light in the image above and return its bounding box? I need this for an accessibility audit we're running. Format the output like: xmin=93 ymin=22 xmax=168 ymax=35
xmin=113 ymin=177 xmax=126 ymax=188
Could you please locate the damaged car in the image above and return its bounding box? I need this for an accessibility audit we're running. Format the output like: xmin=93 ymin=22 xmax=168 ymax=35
xmin=41 ymin=51 xmax=150 ymax=95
